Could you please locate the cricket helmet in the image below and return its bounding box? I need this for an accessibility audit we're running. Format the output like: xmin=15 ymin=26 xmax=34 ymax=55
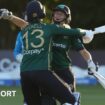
xmin=53 ymin=4 xmax=71 ymax=23
xmin=26 ymin=0 xmax=46 ymax=22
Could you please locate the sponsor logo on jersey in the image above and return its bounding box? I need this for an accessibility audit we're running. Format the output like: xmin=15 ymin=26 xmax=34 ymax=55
xmin=23 ymin=48 xmax=44 ymax=55
xmin=53 ymin=43 xmax=66 ymax=49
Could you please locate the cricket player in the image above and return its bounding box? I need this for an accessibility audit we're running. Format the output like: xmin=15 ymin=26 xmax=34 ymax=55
xmin=14 ymin=31 xmax=27 ymax=105
xmin=52 ymin=4 xmax=96 ymax=92
xmin=0 ymin=0 xmax=96 ymax=105
xmin=13 ymin=4 xmax=97 ymax=105
xmin=14 ymin=31 xmax=23 ymax=63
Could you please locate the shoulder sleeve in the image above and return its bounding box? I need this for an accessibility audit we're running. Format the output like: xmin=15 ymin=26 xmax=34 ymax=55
xmin=71 ymin=38 xmax=84 ymax=51
xmin=13 ymin=32 xmax=23 ymax=59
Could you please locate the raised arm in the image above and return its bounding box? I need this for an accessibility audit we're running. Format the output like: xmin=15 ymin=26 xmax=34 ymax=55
xmin=50 ymin=24 xmax=94 ymax=43
xmin=9 ymin=15 xmax=28 ymax=28
xmin=0 ymin=9 xmax=28 ymax=28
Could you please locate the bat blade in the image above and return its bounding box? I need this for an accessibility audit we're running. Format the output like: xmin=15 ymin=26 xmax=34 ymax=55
xmin=93 ymin=71 xmax=105 ymax=89
xmin=94 ymin=25 xmax=105 ymax=34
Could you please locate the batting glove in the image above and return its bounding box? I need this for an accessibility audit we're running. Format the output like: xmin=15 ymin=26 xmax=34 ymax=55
xmin=16 ymin=54 xmax=23 ymax=63
xmin=80 ymin=29 xmax=94 ymax=44
xmin=0 ymin=8 xmax=13 ymax=20
xmin=87 ymin=59 xmax=96 ymax=75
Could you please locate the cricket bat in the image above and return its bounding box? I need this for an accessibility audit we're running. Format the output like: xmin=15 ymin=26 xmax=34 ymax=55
xmin=91 ymin=69 xmax=105 ymax=89
xmin=94 ymin=25 xmax=105 ymax=34
xmin=94 ymin=71 xmax=105 ymax=89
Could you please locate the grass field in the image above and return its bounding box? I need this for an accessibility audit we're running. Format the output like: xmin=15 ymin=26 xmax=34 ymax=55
xmin=0 ymin=84 xmax=105 ymax=105
xmin=77 ymin=84 xmax=105 ymax=105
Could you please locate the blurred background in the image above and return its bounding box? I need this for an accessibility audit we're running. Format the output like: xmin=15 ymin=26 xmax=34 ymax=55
xmin=0 ymin=0 xmax=105 ymax=49
xmin=0 ymin=0 xmax=105 ymax=105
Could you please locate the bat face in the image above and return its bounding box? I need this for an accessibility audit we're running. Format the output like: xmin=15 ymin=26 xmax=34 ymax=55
xmin=94 ymin=25 xmax=105 ymax=34
xmin=93 ymin=72 xmax=105 ymax=89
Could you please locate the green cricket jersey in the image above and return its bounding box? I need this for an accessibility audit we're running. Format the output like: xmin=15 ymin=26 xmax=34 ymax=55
xmin=52 ymin=24 xmax=84 ymax=70
xmin=20 ymin=23 xmax=85 ymax=72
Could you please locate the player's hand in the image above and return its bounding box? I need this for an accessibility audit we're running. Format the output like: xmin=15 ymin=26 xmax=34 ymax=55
xmin=87 ymin=59 xmax=96 ymax=75
xmin=16 ymin=54 xmax=23 ymax=63
xmin=80 ymin=29 xmax=94 ymax=44
xmin=0 ymin=8 xmax=13 ymax=20
xmin=94 ymin=25 xmax=105 ymax=34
